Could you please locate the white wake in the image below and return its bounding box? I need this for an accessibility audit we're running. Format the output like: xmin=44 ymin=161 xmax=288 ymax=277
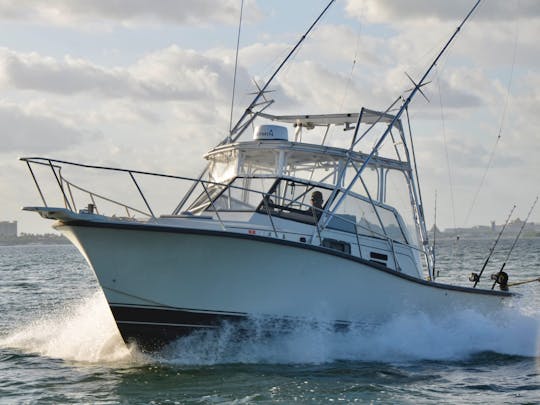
xmin=1 ymin=286 xmax=538 ymax=366
xmin=0 ymin=291 xmax=141 ymax=364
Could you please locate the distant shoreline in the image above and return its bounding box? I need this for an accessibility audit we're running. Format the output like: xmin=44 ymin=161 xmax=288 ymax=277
xmin=1 ymin=231 xmax=538 ymax=247
xmin=435 ymin=234 xmax=540 ymax=241
xmin=0 ymin=234 xmax=70 ymax=246
xmin=432 ymin=230 xmax=540 ymax=241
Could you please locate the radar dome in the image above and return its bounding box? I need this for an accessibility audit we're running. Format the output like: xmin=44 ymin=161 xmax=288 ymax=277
xmin=253 ymin=125 xmax=288 ymax=141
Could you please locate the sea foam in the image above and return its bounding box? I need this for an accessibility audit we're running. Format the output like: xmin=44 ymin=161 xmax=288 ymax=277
xmin=160 ymin=307 xmax=540 ymax=366
xmin=0 ymin=291 xmax=139 ymax=364
xmin=1 ymin=288 xmax=538 ymax=366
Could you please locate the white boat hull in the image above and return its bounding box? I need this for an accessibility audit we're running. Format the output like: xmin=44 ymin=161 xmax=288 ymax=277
xmin=57 ymin=220 xmax=511 ymax=351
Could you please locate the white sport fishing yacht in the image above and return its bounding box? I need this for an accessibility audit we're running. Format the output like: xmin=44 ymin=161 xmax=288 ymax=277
xmin=21 ymin=0 xmax=512 ymax=351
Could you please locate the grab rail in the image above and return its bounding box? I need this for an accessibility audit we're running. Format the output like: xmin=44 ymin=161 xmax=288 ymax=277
xmin=20 ymin=156 xmax=427 ymax=262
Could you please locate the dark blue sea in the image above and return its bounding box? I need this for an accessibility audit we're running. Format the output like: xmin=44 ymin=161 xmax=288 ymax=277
xmin=1 ymin=238 xmax=539 ymax=404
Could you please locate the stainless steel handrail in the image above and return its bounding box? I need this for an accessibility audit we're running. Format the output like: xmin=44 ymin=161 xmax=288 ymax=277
xmin=21 ymin=156 xmax=428 ymax=263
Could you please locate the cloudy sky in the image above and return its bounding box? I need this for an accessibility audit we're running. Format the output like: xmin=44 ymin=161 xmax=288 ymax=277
xmin=0 ymin=0 xmax=538 ymax=234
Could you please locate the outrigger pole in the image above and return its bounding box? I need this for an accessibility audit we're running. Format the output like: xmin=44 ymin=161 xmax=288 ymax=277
xmin=322 ymin=0 xmax=483 ymax=280
xmin=173 ymin=0 xmax=335 ymax=214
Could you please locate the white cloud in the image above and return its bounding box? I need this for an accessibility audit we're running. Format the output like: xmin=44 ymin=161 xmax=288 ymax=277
xmin=0 ymin=0 xmax=261 ymax=27
xmin=0 ymin=48 xmax=131 ymax=96
xmin=346 ymin=0 xmax=540 ymax=23
xmin=0 ymin=103 xmax=93 ymax=153
xmin=0 ymin=46 xmax=251 ymax=104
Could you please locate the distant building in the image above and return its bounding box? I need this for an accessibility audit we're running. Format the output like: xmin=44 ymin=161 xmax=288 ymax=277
xmin=0 ymin=221 xmax=17 ymax=237
xmin=490 ymin=220 xmax=495 ymax=231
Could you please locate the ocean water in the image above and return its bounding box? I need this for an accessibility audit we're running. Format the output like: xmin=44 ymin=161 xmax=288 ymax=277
xmin=0 ymin=238 xmax=538 ymax=404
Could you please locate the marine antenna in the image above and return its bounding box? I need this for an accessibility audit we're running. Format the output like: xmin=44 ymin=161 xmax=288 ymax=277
xmin=432 ymin=190 xmax=438 ymax=280
xmin=228 ymin=0 xmax=245 ymax=140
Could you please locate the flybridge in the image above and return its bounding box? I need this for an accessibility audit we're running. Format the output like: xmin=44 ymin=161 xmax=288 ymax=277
xmin=203 ymin=105 xmax=412 ymax=190
xmin=205 ymin=139 xmax=412 ymax=173
xmin=207 ymin=106 xmax=409 ymax=170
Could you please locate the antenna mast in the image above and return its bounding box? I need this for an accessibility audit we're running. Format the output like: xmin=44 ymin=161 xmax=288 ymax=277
xmin=228 ymin=0 xmax=336 ymax=142
xmin=228 ymin=0 xmax=245 ymax=141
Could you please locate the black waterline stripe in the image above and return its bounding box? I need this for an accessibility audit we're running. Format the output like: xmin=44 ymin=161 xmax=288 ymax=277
xmin=116 ymin=320 xmax=218 ymax=329
xmin=109 ymin=302 xmax=248 ymax=317
xmin=110 ymin=305 xmax=243 ymax=326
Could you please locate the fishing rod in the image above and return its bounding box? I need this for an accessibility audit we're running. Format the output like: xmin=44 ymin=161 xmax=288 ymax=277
xmin=491 ymin=196 xmax=538 ymax=290
xmin=432 ymin=190 xmax=438 ymax=279
xmin=507 ymin=276 xmax=540 ymax=287
xmin=471 ymin=204 xmax=516 ymax=288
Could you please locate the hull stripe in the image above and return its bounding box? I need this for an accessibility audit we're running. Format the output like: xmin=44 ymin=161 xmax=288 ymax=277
xmin=116 ymin=320 xmax=218 ymax=329
xmin=110 ymin=304 xmax=246 ymax=327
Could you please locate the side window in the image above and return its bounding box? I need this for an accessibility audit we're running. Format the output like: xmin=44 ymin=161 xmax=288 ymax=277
xmin=322 ymin=238 xmax=351 ymax=254
xmin=187 ymin=183 xmax=227 ymax=213
xmin=205 ymin=177 xmax=276 ymax=212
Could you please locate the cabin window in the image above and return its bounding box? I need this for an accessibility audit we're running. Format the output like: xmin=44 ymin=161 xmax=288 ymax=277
xmin=208 ymin=150 xmax=238 ymax=183
xmin=283 ymin=155 xmax=341 ymax=187
xmin=237 ymin=150 xmax=279 ymax=177
xmin=334 ymin=193 xmax=407 ymax=243
xmin=384 ymin=169 xmax=418 ymax=246
xmin=342 ymin=165 xmax=379 ymax=200
xmin=374 ymin=206 xmax=407 ymax=243
xmin=186 ymin=183 xmax=227 ymax=213
xmin=205 ymin=177 xmax=275 ymax=212
xmin=369 ymin=251 xmax=388 ymax=266
xmin=322 ymin=238 xmax=351 ymax=254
